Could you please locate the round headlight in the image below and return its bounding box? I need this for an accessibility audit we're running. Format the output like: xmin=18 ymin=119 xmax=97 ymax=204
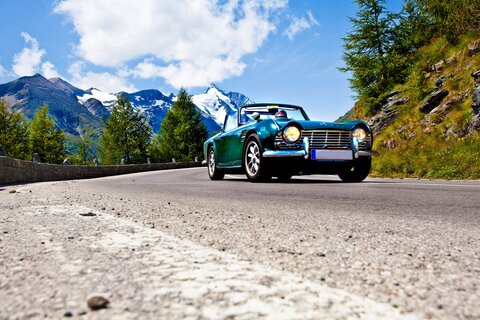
xmin=352 ymin=127 xmax=367 ymax=142
xmin=283 ymin=126 xmax=301 ymax=144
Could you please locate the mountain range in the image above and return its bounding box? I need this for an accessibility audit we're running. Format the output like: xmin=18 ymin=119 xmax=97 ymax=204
xmin=0 ymin=73 xmax=254 ymax=136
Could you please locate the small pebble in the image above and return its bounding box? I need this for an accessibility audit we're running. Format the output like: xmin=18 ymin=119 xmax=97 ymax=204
xmin=87 ymin=296 xmax=110 ymax=310
xmin=80 ymin=212 xmax=97 ymax=217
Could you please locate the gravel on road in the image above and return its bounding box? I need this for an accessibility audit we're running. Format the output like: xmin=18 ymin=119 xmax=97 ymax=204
xmin=0 ymin=168 xmax=479 ymax=319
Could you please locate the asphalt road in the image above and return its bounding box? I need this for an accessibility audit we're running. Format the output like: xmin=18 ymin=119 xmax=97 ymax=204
xmin=1 ymin=168 xmax=479 ymax=319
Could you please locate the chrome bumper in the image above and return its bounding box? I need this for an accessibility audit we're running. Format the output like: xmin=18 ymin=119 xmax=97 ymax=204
xmin=359 ymin=150 xmax=379 ymax=157
xmin=263 ymin=137 xmax=310 ymax=159
xmin=263 ymin=150 xmax=307 ymax=158
xmin=263 ymin=137 xmax=378 ymax=159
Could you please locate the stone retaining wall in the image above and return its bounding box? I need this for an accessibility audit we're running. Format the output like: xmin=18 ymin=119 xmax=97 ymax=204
xmin=0 ymin=156 xmax=203 ymax=185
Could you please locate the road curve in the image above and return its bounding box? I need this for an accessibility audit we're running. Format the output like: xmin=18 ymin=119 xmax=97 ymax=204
xmin=1 ymin=167 xmax=479 ymax=319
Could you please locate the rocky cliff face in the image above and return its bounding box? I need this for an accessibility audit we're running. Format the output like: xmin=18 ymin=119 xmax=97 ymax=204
xmin=469 ymin=70 xmax=480 ymax=131
xmin=342 ymin=35 xmax=480 ymax=179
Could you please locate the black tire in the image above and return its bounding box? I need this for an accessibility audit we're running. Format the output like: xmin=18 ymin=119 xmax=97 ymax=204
xmin=338 ymin=157 xmax=371 ymax=182
xmin=244 ymin=136 xmax=271 ymax=182
xmin=207 ymin=146 xmax=224 ymax=180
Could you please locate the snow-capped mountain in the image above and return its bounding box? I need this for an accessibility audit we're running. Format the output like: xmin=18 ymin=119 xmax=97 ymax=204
xmin=192 ymin=84 xmax=253 ymax=127
xmin=0 ymin=74 xmax=253 ymax=136
xmin=0 ymin=74 xmax=104 ymax=135
xmin=76 ymin=83 xmax=253 ymax=133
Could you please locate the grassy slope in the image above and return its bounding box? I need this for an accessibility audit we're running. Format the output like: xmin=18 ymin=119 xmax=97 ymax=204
xmin=348 ymin=32 xmax=480 ymax=179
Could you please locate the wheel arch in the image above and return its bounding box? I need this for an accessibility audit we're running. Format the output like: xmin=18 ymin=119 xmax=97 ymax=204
xmin=242 ymin=130 xmax=262 ymax=170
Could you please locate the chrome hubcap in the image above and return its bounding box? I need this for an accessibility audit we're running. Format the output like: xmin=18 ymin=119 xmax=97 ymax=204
xmin=246 ymin=142 xmax=260 ymax=176
xmin=208 ymin=151 xmax=215 ymax=175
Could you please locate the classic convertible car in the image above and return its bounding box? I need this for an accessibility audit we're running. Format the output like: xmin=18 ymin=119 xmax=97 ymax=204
xmin=203 ymin=103 xmax=377 ymax=182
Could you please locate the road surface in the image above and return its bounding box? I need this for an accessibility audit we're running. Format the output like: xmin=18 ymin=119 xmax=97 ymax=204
xmin=0 ymin=167 xmax=479 ymax=319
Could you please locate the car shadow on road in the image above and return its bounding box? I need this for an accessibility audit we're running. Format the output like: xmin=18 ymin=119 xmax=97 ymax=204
xmin=222 ymin=176 xmax=392 ymax=184
xmin=223 ymin=177 xmax=345 ymax=184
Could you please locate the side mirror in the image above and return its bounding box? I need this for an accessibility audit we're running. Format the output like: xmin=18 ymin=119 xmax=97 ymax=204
xmin=252 ymin=112 xmax=260 ymax=121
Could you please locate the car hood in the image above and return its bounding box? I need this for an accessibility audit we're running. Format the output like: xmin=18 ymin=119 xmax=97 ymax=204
xmin=274 ymin=119 xmax=368 ymax=131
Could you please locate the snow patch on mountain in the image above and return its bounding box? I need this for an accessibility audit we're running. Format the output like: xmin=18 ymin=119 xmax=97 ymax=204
xmin=78 ymin=89 xmax=118 ymax=109
xmin=193 ymin=85 xmax=238 ymax=126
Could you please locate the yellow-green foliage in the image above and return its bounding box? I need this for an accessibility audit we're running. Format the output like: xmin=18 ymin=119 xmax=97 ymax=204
xmin=369 ymin=32 xmax=480 ymax=179
xmin=372 ymin=133 xmax=480 ymax=179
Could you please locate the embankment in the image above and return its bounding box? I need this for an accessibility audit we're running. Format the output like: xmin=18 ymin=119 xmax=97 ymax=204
xmin=0 ymin=156 xmax=202 ymax=185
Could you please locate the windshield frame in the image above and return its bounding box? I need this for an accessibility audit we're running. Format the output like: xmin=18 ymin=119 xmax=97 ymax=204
xmin=238 ymin=104 xmax=310 ymax=125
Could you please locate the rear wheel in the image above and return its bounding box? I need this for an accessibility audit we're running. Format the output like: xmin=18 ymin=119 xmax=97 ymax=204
xmin=338 ymin=157 xmax=371 ymax=182
xmin=207 ymin=146 xmax=224 ymax=180
xmin=244 ymin=136 xmax=270 ymax=182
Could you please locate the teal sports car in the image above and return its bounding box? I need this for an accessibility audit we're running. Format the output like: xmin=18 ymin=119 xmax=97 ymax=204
xmin=203 ymin=103 xmax=377 ymax=182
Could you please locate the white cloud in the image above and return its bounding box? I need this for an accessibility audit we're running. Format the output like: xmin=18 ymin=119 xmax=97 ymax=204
xmin=0 ymin=64 xmax=7 ymax=77
xmin=130 ymin=60 xmax=163 ymax=80
xmin=68 ymin=61 xmax=137 ymax=93
xmin=12 ymin=32 xmax=61 ymax=79
xmin=41 ymin=61 xmax=60 ymax=79
xmin=54 ymin=0 xmax=287 ymax=88
xmin=285 ymin=10 xmax=319 ymax=40
xmin=158 ymin=57 xmax=245 ymax=88
xmin=12 ymin=32 xmax=46 ymax=76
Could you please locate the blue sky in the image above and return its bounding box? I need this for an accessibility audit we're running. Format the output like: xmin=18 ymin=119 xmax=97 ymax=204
xmin=0 ymin=0 xmax=403 ymax=121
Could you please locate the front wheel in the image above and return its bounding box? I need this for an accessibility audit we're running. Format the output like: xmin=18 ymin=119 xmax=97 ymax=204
xmin=338 ymin=157 xmax=371 ymax=182
xmin=244 ymin=137 xmax=270 ymax=182
xmin=207 ymin=146 xmax=224 ymax=180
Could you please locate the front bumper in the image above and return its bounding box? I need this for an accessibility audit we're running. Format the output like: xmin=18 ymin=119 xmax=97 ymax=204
xmin=262 ymin=137 xmax=378 ymax=159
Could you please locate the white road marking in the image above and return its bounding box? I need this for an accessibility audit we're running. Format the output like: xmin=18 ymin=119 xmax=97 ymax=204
xmin=19 ymin=204 xmax=420 ymax=319
xmin=364 ymin=181 xmax=480 ymax=188
xmin=298 ymin=176 xmax=480 ymax=188
xmin=225 ymin=174 xmax=245 ymax=180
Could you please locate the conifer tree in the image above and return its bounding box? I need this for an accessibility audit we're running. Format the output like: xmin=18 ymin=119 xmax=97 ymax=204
xmin=0 ymin=99 xmax=29 ymax=159
xmin=393 ymin=0 xmax=433 ymax=54
xmin=340 ymin=0 xmax=396 ymax=102
xmin=75 ymin=125 xmax=96 ymax=165
xmin=28 ymin=105 xmax=65 ymax=163
xmin=152 ymin=88 xmax=207 ymax=162
xmin=416 ymin=0 xmax=480 ymax=42
xmin=99 ymin=96 xmax=152 ymax=164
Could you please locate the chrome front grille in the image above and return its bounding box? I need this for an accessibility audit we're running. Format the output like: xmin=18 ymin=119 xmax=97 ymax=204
xmin=302 ymin=130 xmax=351 ymax=149
xmin=275 ymin=129 xmax=372 ymax=150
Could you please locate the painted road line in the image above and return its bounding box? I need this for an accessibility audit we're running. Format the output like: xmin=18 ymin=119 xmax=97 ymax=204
xmin=12 ymin=204 xmax=420 ymax=319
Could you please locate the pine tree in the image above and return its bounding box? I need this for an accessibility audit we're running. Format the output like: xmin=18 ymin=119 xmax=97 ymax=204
xmin=152 ymin=88 xmax=207 ymax=162
xmin=99 ymin=96 xmax=152 ymax=164
xmin=28 ymin=105 xmax=65 ymax=163
xmin=0 ymin=99 xmax=29 ymax=159
xmin=416 ymin=0 xmax=480 ymax=42
xmin=393 ymin=0 xmax=433 ymax=54
xmin=74 ymin=125 xmax=96 ymax=165
xmin=340 ymin=0 xmax=396 ymax=104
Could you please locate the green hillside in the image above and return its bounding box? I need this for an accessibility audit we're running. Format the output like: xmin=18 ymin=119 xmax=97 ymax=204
xmin=339 ymin=0 xmax=480 ymax=179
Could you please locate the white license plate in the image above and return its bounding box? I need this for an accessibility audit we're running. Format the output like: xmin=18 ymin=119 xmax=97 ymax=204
xmin=311 ymin=149 xmax=353 ymax=160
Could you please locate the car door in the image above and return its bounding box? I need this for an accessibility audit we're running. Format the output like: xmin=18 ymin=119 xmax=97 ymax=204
xmin=216 ymin=112 xmax=248 ymax=168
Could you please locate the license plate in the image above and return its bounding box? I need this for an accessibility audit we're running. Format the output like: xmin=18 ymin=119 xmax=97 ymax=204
xmin=311 ymin=149 xmax=353 ymax=160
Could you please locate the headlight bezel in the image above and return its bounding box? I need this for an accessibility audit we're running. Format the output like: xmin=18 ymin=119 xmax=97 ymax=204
xmin=282 ymin=125 xmax=301 ymax=144
xmin=352 ymin=127 xmax=367 ymax=142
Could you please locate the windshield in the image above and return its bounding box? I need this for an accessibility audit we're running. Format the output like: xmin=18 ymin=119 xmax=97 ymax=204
xmin=239 ymin=105 xmax=309 ymax=124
